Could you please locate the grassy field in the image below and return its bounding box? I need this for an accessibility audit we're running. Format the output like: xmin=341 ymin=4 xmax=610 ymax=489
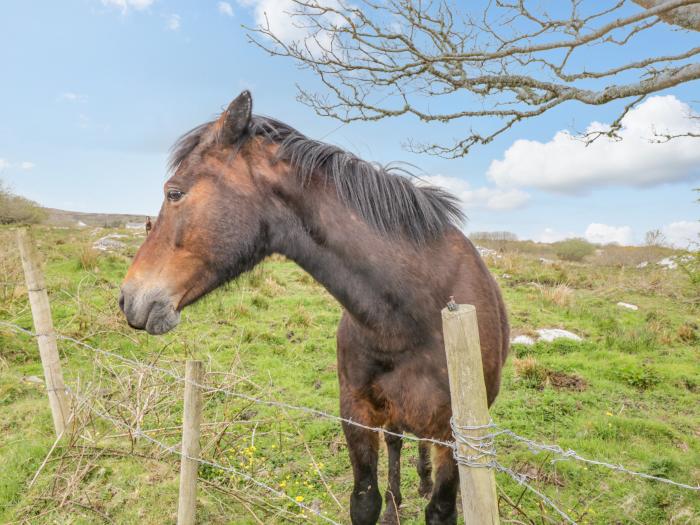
xmin=0 ymin=225 xmax=698 ymax=524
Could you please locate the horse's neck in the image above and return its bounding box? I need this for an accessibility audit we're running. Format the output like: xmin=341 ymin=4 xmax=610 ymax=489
xmin=269 ymin=188 xmax=424 ymax=339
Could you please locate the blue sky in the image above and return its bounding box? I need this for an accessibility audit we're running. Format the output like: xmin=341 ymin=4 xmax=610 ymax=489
xmin=1 ymin=1 xmax=699 ymax=247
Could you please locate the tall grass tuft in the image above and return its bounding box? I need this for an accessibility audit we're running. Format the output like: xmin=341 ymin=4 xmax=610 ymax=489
xmin=77 ymin=245 xmax=99 ymax=271
xmin=538 ymin=283 xmax=574 ymax=307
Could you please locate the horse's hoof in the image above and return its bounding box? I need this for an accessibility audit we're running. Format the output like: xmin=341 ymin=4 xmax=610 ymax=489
xmin=425 ymin=502 xmax=457 ymax=525
xmin=418 ymin=480 xmax=433 ymax=499
xmin=379 ymin=505 xmax=400 ymax=525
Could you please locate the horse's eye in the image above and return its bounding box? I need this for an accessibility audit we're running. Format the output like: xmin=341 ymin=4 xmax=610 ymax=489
xmin=167 ymin=189 xmax=184 ymax=202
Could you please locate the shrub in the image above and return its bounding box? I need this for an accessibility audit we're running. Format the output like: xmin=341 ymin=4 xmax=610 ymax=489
xmin=0 ymin=181 xmax=46 ymax=224
xmin=616 ymin=364 xmax=660 ymax=390
xmin=553 ymin=238 xmax=595 ymax=262
xmin=676 ymin=250 xmax=700 ymax=287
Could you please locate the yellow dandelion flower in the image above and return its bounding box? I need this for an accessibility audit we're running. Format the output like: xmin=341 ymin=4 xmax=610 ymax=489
xmin=295 ymin=495 xmax=304 ymax=503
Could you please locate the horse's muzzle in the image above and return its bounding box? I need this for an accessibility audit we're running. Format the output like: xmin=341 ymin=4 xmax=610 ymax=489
xmin=119 ymin=284 xmax=181 ymax=335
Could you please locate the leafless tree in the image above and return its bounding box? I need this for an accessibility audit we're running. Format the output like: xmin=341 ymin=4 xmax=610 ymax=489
xmin=250 ymin=0 xmax=700 ymax=157
xmin=644 ymin=228 xmax=666 ymax=246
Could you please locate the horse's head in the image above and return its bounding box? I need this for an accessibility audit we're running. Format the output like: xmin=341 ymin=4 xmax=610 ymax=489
xmin=120 ymin=91 xmax=271 ymax=334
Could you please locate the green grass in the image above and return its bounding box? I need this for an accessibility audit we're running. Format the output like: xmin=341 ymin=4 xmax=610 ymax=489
xmin=0 ymin=226 xmax=698 ymax=524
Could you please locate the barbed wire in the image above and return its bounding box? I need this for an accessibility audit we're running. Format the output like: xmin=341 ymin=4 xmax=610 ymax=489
xmin=2 ymin=320 xmax=698 ymax=524
xmin=0 ymin=321 xmax=454 ymax=448
xmin=494 ymin=428 xmax=700 ymax=491
xmin=450 ymin=419 xmax=577 ymax=524
xmin=4 ymin=320 xmax=699 ymax=491
xmin=448 ymin=417 xmax=700 ymax=492
xmin=67 ymin=388 xmax=343 ymax=525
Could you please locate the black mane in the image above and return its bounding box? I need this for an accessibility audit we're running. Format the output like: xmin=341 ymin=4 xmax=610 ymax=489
xmin=170 ymin=116 xmax=464 ymax=244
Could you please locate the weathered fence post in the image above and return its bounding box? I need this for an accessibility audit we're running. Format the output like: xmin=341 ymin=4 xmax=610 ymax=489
xmin=16 ymin=228 xmax=71 ymax=438
xmin=177 ymin=360 xmax=204 ymax=525
xmin=442 ymin=304 xmax=500 ymax=525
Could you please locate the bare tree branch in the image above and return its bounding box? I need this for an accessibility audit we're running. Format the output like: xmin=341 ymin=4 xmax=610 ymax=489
xmin=248 ymin=0 xmax=700 ymax=157
xmin=633 ymin=0 xmax=700 ymax=29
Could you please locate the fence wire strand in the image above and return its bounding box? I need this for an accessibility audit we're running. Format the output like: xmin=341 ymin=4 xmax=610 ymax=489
xmin=69 ymin=388 xmax=342 ymax=525
xmin=2 ymin=319 xmax=698 ymax=525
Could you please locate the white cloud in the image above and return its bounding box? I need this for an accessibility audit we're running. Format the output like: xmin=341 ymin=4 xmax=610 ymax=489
xmin=129 ymin=0 xmax=154 ymax=8
xmin=101 ymin=0 xmax=155 ymax=12
xmin=60 ymin=92 xmax=86 ymax=102
xmin=661 ymin=220 xmax=700 ymax=249
xmin=0 ymin=159 xmax=36 ymax=172
xmin=238 ymin=0 xmax=345 ymax=53
xmin=418 ymin=175 xmax=530 ymax=211
xmin=488 ymin=96 xmax=700 ymax=193
xmin=166 ymin=13 xmax=181 ymax=30
xmin=535 ymin=227 xmax=576 ymax=243
xmin=218 ymin=1 xmax=234 ymax=16
xmin=584 ymin=223 xmax=633 ymax=245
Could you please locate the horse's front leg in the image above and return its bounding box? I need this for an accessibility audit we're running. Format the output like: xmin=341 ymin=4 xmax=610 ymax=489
xmin=341 ymin=409 xmax=383 ymax=525
xmin=380 ymin=428 xmax=402 ymax=524
xmin=425 ymin=444 xmax=459 ymax=525
xmin=417 ymin=441 xmax=433 ymax=498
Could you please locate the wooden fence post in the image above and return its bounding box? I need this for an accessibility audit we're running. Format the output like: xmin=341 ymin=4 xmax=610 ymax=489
xmin=16 ymin=228 xmax=71 ymax=438
xmin=442 ymin=304 xmax=500 ymax=525
xmin=177 ymin=360 xmax=204 ymax=525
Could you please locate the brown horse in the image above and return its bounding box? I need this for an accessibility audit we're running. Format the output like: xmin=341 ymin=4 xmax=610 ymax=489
xmin=120 ymin=91 xmax=509 ymax=525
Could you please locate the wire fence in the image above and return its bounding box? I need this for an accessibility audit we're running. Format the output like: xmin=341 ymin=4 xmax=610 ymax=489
xmin=1 ymin=319 xmax=698 ymax=525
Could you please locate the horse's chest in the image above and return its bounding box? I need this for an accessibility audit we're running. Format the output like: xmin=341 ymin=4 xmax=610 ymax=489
xmin=374 ymin=359 xmax=451 ymax=436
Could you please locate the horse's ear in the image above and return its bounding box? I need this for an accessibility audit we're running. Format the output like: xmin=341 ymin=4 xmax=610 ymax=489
xmin=222 ymin=90 xmax=252 ymax=144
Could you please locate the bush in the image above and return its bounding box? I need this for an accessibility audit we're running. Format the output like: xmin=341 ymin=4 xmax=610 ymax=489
xmin=554 ymin=238 xmax=595 ymax=262
xmin=0 ymin=181 xmax=46 ymax=224
xmin=616 ymin=364 xmax=660 ymax=390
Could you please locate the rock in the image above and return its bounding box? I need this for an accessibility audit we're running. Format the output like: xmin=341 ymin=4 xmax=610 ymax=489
xmin=539 ymin=257 xmax=556 ymax=265
xmin=617 ymin=302 xmax=639 ymax=311
xmin=22 ymin=375 xmax=43 ymax=385
xmin=76 ymin=220 xmax=87 ymax=227
xmin=511 ymin=335 xmax=535 ymax=346
xmin=536 ymin=328 xmax=582 ymax=342
xmin=657 ymin=257 xmax=677 ymax=270
xmin=475 ymin=245 xmax=497 ymax=258
xmin=501 ymin=273 xmax=512 ymax=279
xmin=636 ymin=261 xmax=649 ymax=269
xmin=93 ymin=236 xmax=126 ymax=252
xmin=126 ymin=222 xmax=144 ymax=229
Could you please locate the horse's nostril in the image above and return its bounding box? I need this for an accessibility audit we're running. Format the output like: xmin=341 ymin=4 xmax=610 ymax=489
xmin=119 ymin=292 xmax=125 ymax=313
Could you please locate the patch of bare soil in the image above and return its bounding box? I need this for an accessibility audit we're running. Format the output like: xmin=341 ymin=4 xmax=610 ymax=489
xmin=547 ymin=371 xmax=588 ymax=391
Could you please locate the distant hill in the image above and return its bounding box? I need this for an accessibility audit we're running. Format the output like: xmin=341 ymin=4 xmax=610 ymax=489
xmin=44 ymin=208 xmax=149 ymax=228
